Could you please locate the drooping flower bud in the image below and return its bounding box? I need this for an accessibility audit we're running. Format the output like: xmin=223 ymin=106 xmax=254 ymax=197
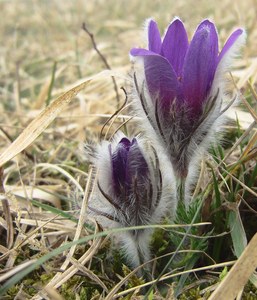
xmin=87 ymin=133 xmax=176 ymax=267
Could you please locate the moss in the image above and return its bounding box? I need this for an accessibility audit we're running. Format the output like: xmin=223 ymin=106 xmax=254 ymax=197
xmin=6 ymin=286 xmax=20 ymax=298
xmin=178 ymin=286 xmax=211 ymax=300
xmin=122 ymin=265 xmax=145 ymax=288
xmin=179 ymin=287 xmax=202 ymax=300
xmin=242 ymin=282 xmax=257 ymax=299
xmin=5 ymin=268 xmax=55 ymax=297
xmin=59 ymin=275 xmax=100 ymax=299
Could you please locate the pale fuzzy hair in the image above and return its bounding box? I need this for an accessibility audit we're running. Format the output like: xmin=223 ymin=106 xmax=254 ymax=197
xmin=142 ymin=18 xmax=154 ymax=47
xmin=86 ymin=132 xmax=177 ymax=268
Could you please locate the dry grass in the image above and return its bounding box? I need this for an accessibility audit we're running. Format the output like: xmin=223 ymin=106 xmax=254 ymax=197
xmin=0 ymin=0 xmax=257 ymax=299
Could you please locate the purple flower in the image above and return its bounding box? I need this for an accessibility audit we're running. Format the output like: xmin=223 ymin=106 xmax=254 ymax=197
xmin=90 ymin=136 xmax=162 ymax=228
xmin=87 ymin=133 xmax=176 ymax=266
xmin=130 ymin=18 xmax=246 ymax=179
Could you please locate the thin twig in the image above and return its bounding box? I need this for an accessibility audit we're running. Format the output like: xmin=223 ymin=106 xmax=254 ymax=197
xmin=100 ymin=86 xmax=128 ymax=140
xmin=82 ymin=22 xmax=120 ymax=107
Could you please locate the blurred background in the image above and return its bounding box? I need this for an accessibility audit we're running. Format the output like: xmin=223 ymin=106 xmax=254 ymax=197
xmin=0 ymin=0 xmax=256 ymax=144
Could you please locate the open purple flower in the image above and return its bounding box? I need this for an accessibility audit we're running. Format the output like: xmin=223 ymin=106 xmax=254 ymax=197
xmin=87 ymin=133 xmax=176 ymax=267
xmin=130 ymin=18 xmax=246 ymax=181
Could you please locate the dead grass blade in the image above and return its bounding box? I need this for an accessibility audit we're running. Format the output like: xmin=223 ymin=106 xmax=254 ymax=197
xmin=32 ymin=231 xmax=104 ymax=300
xmin=222 ymin=167 xmax=257 ymax=198
xmin=241 ymin=93 xmax=257 ymax=123
xmin=69 ymin=256 xmax=109 ymax=292
xmin=0 ymin=70 xmax=115 ymax=167
xmin=42 ymin=287 xmax=65 ymax=300
xmin=0 ymin=195 xmax=14 ymax=250
xmin=209 ymin=232 xmax=257 ymax=300
xmin=110 ymin=261 xmax=236 ymax=299
xmin=0 ymin=259 xmax=37 ymax=283
xmin=36 ymin=163 xmax=84 ymax=194
xmin=40 ymin=167 xmax=93 ymax=293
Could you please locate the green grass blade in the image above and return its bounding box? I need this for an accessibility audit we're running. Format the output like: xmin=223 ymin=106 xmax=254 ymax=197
xmin=228 ymin=208 xmax=247 ymax=258
xmin=46 ymin=61 xmax=57 ymax=106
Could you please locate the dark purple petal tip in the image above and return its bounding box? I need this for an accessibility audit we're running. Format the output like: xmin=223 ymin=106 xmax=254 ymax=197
xmin=111 ymin=137 xmax=149 ymax=196
xmin=197 ymin=19 xmax=216 ymax=30
xmin=119 ymin=137 xmax=131 ymax=149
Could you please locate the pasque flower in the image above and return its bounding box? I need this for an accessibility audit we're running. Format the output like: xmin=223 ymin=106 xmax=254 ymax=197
xmin=87 ymin=133 xmax=176 ymax=267
xmin=130 ymin=18 xmax=246 ymax=185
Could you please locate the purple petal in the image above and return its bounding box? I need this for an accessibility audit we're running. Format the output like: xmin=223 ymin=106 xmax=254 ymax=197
xmin=182 ymin=20 xmax=218 ymax=114
xmin=111 ymin=138 xmax=131 ymax=194
xmin=130 ymin=48 xmax=159 ymax=57
xmin=148 ymin=19 xmax=162 ymax=53
xmin=218 ymin=29 xmax=244 ymax=64
xmin=126 ymin=138 xmax=149 ymax=187
xmin=144 ymin=55 xmax=180 ymax=109
xmin=161 ymin=18 xmax=189 ymax=76
xmin=111 ymin=138 xmax=149 ymax=200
